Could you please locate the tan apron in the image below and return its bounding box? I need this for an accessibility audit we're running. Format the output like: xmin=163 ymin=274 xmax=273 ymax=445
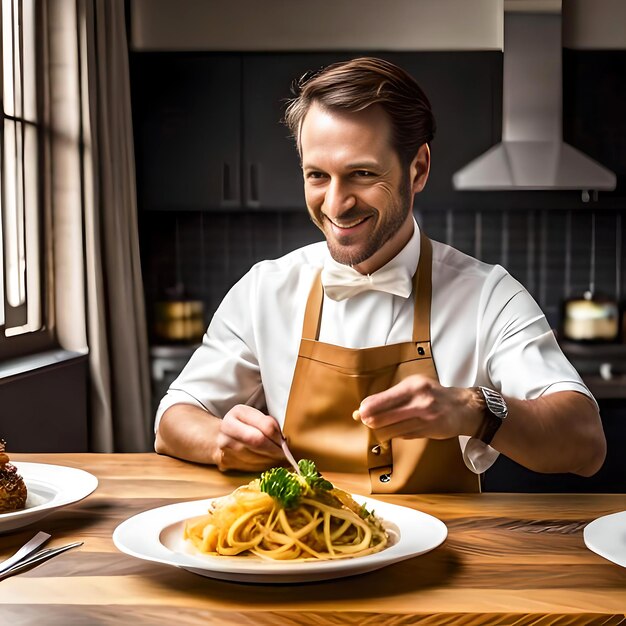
xmin=283 ymin=232 xmax=480 ymax=494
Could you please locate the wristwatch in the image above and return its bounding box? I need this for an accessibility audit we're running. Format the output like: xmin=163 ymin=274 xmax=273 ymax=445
xmin=474 ymin=386 xmax=508 ymax=445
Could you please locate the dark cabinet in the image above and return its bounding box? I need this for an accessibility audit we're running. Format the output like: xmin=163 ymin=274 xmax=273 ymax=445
xmin=390 ymin=52 xmax=502 ymax=210
xmin=133 ymin=53 xmax=242 ymax=211
xmin=133 ymin=53 xmax=346 ymax=211
xmin=241 ymin=53 xmax=346 ymax=209
xmin=131 ymin=51 xmax=503 ymax=212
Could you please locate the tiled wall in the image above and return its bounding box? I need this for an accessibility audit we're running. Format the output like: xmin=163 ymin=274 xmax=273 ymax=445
xmin=140 ymin=211 xmax=322 ymax=331
xmin=420 ymin=208 xmax=624 ymax=328
xmin=140 ymin=207 xmax=626 ymax=334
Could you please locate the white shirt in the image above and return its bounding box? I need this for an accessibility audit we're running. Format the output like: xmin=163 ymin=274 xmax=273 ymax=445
xmin=156 ymin=220 xmax=594 ymax=473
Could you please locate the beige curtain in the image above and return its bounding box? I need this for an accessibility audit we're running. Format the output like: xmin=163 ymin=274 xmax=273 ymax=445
xmin=46 ymin=0 xmax=151 ymax=451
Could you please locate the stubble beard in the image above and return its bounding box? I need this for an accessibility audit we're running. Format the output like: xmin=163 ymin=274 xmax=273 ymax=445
xmin=321 ymin=178 xmax=413 ymax=268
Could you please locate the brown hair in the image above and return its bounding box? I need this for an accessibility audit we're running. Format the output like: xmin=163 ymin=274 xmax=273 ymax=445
xmin=283 ymin=57 xmax=436 ymax=168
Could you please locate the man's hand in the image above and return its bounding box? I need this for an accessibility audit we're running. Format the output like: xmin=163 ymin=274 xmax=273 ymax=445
xmin=216 ymin=405 xmax=285 ymax=472
xmin=155 ymin=403 xmax=285 ymax=472
xmin=356 ymin=374 xmax=483 ymax=442
xmin=356 ymin=375 xmax=606 ymax=477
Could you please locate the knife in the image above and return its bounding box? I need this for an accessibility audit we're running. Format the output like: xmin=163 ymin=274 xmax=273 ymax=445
xmin=0 ymin=541 xmax=83 ymax=581
xmin=0 ymin=531 xmax=51 ymax=575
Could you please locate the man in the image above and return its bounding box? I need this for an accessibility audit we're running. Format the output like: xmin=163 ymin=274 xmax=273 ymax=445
xmin=155 ymin=57 xmax=606 ymax=493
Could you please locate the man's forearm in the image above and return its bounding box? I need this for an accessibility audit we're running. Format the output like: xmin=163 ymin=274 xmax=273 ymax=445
xmin=490 ymin=391 xmax=606 ymax=476
xmin=155 ymin=404 xmax=222 ymax=465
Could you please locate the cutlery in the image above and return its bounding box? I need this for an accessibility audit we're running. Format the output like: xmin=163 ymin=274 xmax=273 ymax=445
xmin=0 ymin=531 xmax=51 ymax=575
xmin=280 ymin=436 xmax=302 ymax=476
xmin=271 ymin=416 xmax=302 ymax=475
xmin=0 ymin=540 xmax=83 ymax=581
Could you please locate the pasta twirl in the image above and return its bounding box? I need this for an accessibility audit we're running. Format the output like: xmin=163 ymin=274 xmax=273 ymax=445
xmin=184 ymin=461 xmax=388 ymax=561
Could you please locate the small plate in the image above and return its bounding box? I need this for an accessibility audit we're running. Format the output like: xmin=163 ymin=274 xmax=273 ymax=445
xmin=0 ymin=462 xmax=98 ymax=534
xmin=113 ymin=495 xmax=447 ymax=583
xmin=584 ymin=510 xmax=626 ymax=568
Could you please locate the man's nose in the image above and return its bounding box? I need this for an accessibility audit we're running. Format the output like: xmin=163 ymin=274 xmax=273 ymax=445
xmin=323 ymin=178 xmax=356 ymax=217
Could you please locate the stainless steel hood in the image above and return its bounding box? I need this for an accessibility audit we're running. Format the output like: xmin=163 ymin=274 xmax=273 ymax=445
xmin=452 ymin=11 xmax=616 ymax=192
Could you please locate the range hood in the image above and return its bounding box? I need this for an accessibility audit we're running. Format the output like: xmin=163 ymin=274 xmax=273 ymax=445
xmin=453 ymin=11 xmax=616 ymax=192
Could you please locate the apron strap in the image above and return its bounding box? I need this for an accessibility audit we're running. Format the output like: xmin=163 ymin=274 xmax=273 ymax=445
xmin=413 ymin=231 xmax=433 ymax=343
xmin=302 ymin=270 xmax=324 ymax=340
xmin=301 ymin=229 xmax=434 ymax=343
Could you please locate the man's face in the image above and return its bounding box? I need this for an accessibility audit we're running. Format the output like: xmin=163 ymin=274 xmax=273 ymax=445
xmin=300 ymin=102 xmax=414 ymax=274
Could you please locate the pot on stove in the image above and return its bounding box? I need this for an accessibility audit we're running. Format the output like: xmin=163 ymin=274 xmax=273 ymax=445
xmin=561 ymin=291 xmax=619 ymax=343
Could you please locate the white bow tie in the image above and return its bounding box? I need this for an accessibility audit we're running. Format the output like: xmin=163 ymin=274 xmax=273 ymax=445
xmin=321 ymin=261 xmax=413 ymax=301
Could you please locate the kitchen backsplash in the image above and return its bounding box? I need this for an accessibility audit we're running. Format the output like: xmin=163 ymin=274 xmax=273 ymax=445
xmin=139 ymin=207 xmax=625 ymax=337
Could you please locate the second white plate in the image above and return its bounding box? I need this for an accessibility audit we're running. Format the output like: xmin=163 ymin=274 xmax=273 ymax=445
xmin=113 ymin=495 xmax=447 ymax=583
xmin=584 ymin=510 xmax=626 ymax=568
xmin=0 ymin=462 xmax=98 ymax=534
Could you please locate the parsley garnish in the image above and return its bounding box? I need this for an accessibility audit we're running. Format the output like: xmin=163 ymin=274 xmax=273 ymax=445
xmin=298 ymin=459 xmax=333 ymax=492
xmin=259 ymin=459 xmax=333 ymax=509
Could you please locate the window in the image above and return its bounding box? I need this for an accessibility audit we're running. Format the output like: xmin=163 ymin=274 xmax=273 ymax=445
xmin=0 ymin=0 xmax=51 ymax=360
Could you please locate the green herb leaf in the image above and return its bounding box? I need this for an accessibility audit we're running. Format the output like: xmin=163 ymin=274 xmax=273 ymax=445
xmin=360 ymin=503 xmax=373 ymax=519
xmin=298 ymin=459 xmax=333 ymax=492
xmin=260 ymin=460 xmax=333 ymax=508
xmin=259 ymin=467 xmax=303 ymax=508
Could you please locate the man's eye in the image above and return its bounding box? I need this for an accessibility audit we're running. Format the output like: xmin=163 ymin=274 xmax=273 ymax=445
xmin=306 ymin=172 xmax=325 ymax=179
xmin=355 ymin=170 xmax=375 ymax=177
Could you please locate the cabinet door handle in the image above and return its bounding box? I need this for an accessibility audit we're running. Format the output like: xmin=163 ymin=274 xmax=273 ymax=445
xmin=221 ymin=162 xmax=239 ymax=206
xmin=246 ymin=162 xmax=260 ymax=208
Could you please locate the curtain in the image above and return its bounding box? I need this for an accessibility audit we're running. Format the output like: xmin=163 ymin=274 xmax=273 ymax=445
xmin=46 ymin=0 xmax=151 ymax=451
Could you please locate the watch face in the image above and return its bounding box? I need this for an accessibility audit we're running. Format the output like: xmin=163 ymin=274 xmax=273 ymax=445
xmin=475 ymin=387 xmax=507 ymax=445
xmin=480 ymin=387 xmax=508 ymax=420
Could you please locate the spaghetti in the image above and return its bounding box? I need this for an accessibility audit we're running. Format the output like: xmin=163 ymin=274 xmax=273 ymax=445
xmin=184 ymin=461 xmax=388 ymax=561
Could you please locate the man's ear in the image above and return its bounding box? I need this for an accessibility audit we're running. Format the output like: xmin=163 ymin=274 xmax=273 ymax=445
xmin=409 ymin=143 xmax=431 ymax=194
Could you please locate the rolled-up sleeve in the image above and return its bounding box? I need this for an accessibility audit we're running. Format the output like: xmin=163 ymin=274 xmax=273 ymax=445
xmin=460 ymin=274 xmax=596 ymax=474
xmin=484 ymin=288 xmax=594 ymax=402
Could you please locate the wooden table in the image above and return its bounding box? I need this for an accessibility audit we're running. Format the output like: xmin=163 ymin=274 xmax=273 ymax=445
xmin=0 ymin=453 xmax=625 ymax=625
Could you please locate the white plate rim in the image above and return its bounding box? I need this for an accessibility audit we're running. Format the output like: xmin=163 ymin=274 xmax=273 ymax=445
xmin=583 ymin=509 xmax=626 ymax=568
xmin=0 ymin=462 xmax=98 ymax=532
xmin=113 ymin=494 xmax=447 ymax=582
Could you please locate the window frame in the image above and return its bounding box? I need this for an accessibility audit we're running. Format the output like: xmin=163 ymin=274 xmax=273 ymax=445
xmin=0 ymin=0 xmax=56 ymax=362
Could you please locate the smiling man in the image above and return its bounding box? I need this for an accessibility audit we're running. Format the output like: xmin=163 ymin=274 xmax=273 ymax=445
xmin=154 ymin=57 xmax=606 ymax=493
xmin=301 ymin=101 xmax=423 ymax=275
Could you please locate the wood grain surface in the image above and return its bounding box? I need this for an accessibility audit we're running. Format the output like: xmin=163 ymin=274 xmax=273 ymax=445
xmin=0 ymin=453 xmax=624 ymax=625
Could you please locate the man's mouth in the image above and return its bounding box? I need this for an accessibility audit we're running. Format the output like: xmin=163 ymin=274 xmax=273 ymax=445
xmin=325 ymin=215 xmax=371 ymax=232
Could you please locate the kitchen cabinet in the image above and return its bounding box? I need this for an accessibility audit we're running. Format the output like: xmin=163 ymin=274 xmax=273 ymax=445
xmin=132 ymin=53 xmax=345 ymax=211
xmin=133 ymin=53 xmax=242 ymax=211
xmin=386 ymin=52 xmax=502 ymax=210
xmin=242 ymin=52 xmax=503 ymax=211
xmin=241 ymin=53 xmax=346 ymax=210
xmin=131 ymin=51 xmax=503 ymax=212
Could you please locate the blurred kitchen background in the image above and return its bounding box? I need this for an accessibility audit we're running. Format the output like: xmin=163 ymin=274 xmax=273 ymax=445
xmin=1 ymin=0 xmax=625 ymax=492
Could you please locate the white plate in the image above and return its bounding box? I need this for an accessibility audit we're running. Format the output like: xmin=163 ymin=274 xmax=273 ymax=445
xmin=0 ymin=462 xmax=98 ymax=534
xmin=584 ymin=510 xmax=626 ymax=568
xmin=113 ymin=495 xmax=447 ymax=583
